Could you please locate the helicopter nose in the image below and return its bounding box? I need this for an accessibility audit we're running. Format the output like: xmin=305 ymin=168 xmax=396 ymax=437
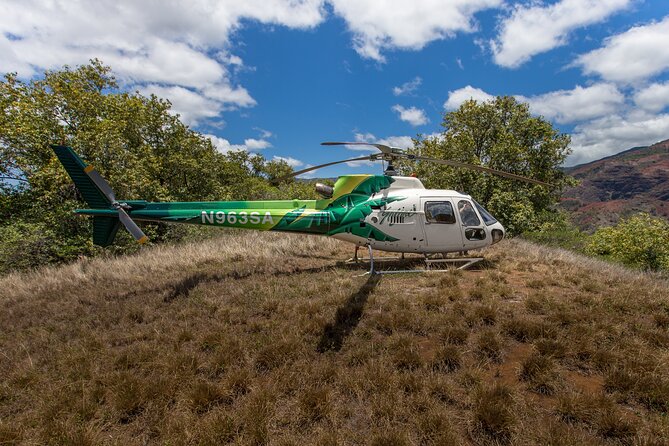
xmin=491 ymin=223 xmax=505 ymax=244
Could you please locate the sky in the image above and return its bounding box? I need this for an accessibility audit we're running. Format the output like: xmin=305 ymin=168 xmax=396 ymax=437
xmin=2 ymin=0 xmax=669 ymax=177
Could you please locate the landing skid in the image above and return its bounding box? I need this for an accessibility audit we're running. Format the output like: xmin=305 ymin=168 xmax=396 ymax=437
xmin=357 ymin=245 xmax=484 ymax=275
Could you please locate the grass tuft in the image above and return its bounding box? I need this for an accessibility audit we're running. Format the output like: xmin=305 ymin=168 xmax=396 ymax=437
xmin=471 ymin=384 xmax=516 ymax=442
xmin=475 ymin=328 xmax=503 ymax=362
xmin=503 ymin=317 xmax=551 ymax=342
xmin=519 ymin=353 xmax=562 ymax=395
xmin=431 ymin=345 xmax=461 ymax=373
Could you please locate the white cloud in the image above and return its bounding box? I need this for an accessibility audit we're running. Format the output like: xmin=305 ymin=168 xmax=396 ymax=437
xmin=345 ymin=159 xmax=377 ymax=168
xmin=242 ymin=138 xmax=272 ymax=150
xmin=205 ymin=135 xmax=243 ymax=154
xmin=393 ymin=76 xmax=422 ymax=96
xmin=633 ymin=82 xmax=669 ymax=113
xmin=204 ymin=134 xmax=272 ymax=153
xmin=576 ymin=16 xmax=669 ymax=83
xmin=140 ymin=85 xmax=223 ymax=126
xmin=0 ymin=0 xmax=326 ymax=125
xmin=444 ymin=85 xmax=494 ymax=110
xmin=272 ymin=155 xmax=304 ymax=168
xmin=569 ymin=111 xmax=669 ymax=165
xmin=445 ymin=84 xmax=625 ymax=124
xmin=254 ymin=128 xmax=274 ymax=139
xmin=518 ymin=83 xmax=624 ymax=124
xmin=329 ymin=0 xmax=501 ymax=62
xmin=491 ymin=0 xmax=631 ymax=68
xmin=354 ymin=132 xmax=414 ymax=150
xmin=392 ymin=105 xmax=429 ymax=126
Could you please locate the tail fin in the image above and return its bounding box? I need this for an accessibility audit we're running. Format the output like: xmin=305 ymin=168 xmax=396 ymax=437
xmin=92 ymin=216 xmax=122 ymax=247
xmin=52 ymin=145 xmax=149 ymax=247
xmin=52 ymin=145 xmax=119 ymax=246
xmin=51 ymin=145 xmax=110 ymax=209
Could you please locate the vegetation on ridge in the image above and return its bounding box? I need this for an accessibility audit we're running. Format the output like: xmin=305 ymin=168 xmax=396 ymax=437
xmin=0 ymin=60 xmax=317 ymax=272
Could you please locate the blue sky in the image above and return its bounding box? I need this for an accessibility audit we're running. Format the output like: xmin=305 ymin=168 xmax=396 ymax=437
xmin=3 ymin=1 xmax=669 ymax=177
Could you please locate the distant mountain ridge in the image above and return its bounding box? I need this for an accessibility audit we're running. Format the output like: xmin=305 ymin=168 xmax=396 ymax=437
xmin=560 ymin=139 xmax=669 ymax=230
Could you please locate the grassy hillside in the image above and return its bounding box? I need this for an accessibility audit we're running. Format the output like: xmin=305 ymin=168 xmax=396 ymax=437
xmin=1 ymin=231 xmax=669 ymax=445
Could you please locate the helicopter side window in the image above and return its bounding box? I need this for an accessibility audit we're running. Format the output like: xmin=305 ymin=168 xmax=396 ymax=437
xmin=425 ymin=201 xmax=456 ymax=224
xmin=457 ymin=200 xmax=481 ymax=227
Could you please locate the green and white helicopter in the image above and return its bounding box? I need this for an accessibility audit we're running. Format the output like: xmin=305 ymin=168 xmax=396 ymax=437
xmin=53 ymin=142 xmax=551 ymax=273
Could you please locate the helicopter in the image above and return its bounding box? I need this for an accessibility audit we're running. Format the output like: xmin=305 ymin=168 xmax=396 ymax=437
xmin=52 ymin=142 xmax=551 ymax=273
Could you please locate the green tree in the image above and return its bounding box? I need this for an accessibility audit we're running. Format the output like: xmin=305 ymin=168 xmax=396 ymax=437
xmin=405 ymin=96 xmax=573 ymax=234
xmin=0 ymin=60 xmax=310 ymax=272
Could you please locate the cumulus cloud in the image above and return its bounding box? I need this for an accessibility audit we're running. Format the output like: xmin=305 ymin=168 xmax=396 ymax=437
xmin=444 ymin=85 xmax=494 ymax=110
xmin=329 ymin=0 xmax=501 ymax=62
xmin=519 ymin=83 xmax=625 ymax=124
xmin=491 ymin=0 xmax=631 ymax=68
xmin=445 ymin=84 xmax=625 ymax=124
xmin=244 ymin=138 xmax=272 ymax=150
xmin=633 ymin=82 xmax=669 ymax=113
xmin=0 ymin=0 xmax=326 ymax=125
xmin=393 ymin=76 xmax=422 ymax=96
xmin=569 ymin=111 xmax=669 ymax=165
xmin=391 ymin=105 xmax=429 ymax=126
xmin=576 ymin=16 xmax=669 ymax=83
xmin=354 ymin=132 xmax=414 ymax=150
xmin=272 ymin=156 xmax=304 ymax=168
xmin=204 ymin=134 xmax=272 ymax=153
xmin=140 ymin=85 xmax=224 ymax=126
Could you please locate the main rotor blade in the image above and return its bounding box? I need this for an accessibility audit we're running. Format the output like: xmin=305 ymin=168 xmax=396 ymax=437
xmin=83 ymin=165 xmax=117 ymax=202
xmin=321 ymin=141 xmax=399 ymax=154
xmin=117 ymin=207 xmax=149 ymax=244
xmin=275 ymin=155 xmax=375 ymax=182
xmin=411 ymin=155 xmax=553 ymax=187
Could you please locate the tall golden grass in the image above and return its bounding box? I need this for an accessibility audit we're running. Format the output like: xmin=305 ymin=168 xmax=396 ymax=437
xmin=1 ymin=231 xmax=668 ymax=445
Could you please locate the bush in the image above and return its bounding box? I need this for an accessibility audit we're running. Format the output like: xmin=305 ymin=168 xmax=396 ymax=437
xmin=586 ymin=213 xmax=669 ymax=271
xmin=0 ymin=221 xmax=98 ymax=273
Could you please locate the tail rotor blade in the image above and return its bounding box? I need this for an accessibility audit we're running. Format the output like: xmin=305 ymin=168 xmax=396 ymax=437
xmin=117 ymin=207 xmax=149 ymax=244
xmin=83 ymin=165 xmax=117 ymax=203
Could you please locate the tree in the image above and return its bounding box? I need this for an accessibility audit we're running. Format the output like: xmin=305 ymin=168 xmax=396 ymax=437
xmin=0 ymin=60 xmax=312 ymax=272
xmin=405 ymin=96 xmax=573 ymax=234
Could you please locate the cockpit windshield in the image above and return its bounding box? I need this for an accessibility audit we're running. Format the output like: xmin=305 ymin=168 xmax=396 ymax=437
xmin=473 ymin=200 xmax=497 ymax=226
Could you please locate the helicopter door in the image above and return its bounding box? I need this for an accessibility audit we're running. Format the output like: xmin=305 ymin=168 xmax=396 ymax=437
xmin=457 ymin=199 xmax=488 ymax=251
xmin=421 ymin=199 xmax=464 ymax=252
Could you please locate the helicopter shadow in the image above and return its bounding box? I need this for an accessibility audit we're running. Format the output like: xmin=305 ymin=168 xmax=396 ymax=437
xmin=317 ymin=273 xmax=382 ymax=353
xmin=163 ymin=265 xmax=334 ymax=302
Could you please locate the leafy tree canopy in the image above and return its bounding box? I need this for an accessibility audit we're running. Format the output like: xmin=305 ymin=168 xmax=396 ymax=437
xmin=404 ymin=96 xmax=574 ymax=235
xmin=0 ymin=60 xmax=312 ymax=271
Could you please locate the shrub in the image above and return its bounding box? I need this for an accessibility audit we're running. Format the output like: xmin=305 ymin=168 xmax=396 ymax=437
xmin=586 ymin=213 xmax=669 ymax=271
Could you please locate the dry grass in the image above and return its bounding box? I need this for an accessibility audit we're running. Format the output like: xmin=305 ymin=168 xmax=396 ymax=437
xmin=2 ymin=233 xmax=669 ymax=445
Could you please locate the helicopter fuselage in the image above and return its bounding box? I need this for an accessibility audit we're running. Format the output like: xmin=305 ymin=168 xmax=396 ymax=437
xmin=76 ymin=174 xmax=505 ymax=254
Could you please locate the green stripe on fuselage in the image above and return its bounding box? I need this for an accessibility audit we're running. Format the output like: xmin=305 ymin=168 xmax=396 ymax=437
xmin=75 ymin=175 xmax=406 ymax=241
